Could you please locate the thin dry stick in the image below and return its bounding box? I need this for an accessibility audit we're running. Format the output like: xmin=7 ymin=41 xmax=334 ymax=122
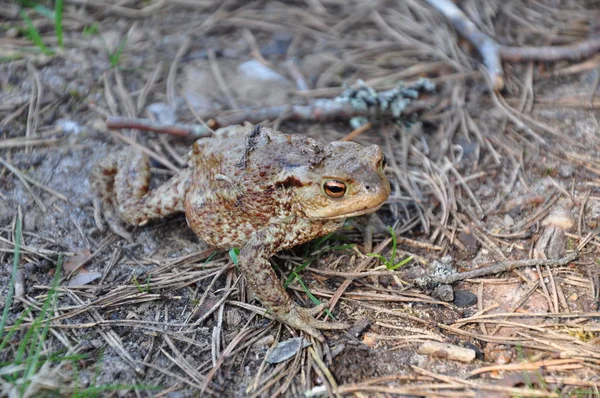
xmin=106 ymin=98 xmax=436 ymax=138
xmin=106 ymin=116 xmax=209 ymax=138
xmin=137 ymin=62 xmax=163 ymax=113
xmin=413 ymin=366 xmax=559 ymax=397
xmin=25 ymin=61 xmax=43 ymax=154
xmin=421 ymin=251 xmax=578 ymax=285
xmin=426 ymin=0 xmax=600 ymax=90
xmin=103 ymin=72 xmax=119 ymax=116
xmin=162 ymin=335 xmax=208 ymax=386
xmin=67 ymin=291 xmax=145 ymax=375
xmin=207 ymin=48 xmax=239 ymax=110
xmin=326 ymin=237 xmax=391 ymax=313
xmin=0 ymin=157 xmax=52 ymax=211
xmin=64 ymin=0 xmax=167 ymax=18
xmin=309 ymin=346 xmax=340 ymax=397
xmin=167 ymin=37 xmax=191 ymax=107
xmin=250 ymin=325 xmax=282 ymax=393
xmin=0 ymin=138 xmax=60 ymax=149
xmin=114 ymin=69 xmax=136 ymax=118
xmin=64 ymin=236 xmax=115 ymax=279
xmin=200 ymin=317 xmax=256 ymax=394
xmin=471 ymin=358 xmax=583 ymax=377
xmin=109 ymin=129 xmax=180 ymax=172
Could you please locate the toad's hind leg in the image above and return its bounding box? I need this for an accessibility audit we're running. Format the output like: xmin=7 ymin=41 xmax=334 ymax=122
xmin=92 ymin=148 xmax=190 ymax=240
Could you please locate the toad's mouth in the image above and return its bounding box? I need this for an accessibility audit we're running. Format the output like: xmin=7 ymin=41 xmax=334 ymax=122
xmin=312 ymin=202 xmax=386 ymax=220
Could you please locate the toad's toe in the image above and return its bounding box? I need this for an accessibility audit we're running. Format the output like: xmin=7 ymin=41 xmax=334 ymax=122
xmin=277 ymin=305 xmax=350 ymax=343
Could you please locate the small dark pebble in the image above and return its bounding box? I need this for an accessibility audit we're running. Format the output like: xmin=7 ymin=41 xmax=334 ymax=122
xmin=347 ymin=316 xmax=371 ymax=338
xmin=458 ymin=231 xmax=479 ymax=254
xmin=453 ymin=290 xmax=478 ymax=307
xmin=464 ymin=341 xmax=484 ymax=360
xmin=378 ymin=274 xmax=393 ymax=288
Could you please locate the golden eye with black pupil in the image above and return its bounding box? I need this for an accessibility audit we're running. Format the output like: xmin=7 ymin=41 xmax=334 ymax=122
xmin=323 ymin=180 xmax=346 ymax=198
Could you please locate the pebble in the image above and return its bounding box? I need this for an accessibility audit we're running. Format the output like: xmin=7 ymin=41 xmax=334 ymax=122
xmin=453 ymin=290 xmax=478 ymax=307
xmin=433 ymin=284 xmax=454 ymax=302
xmin=557 ymin=164 xmax=575 ymax=178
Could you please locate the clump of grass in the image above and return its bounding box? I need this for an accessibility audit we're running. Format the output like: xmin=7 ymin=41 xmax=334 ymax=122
xmin=0 ymin=216 xmax=22 ymax=340
xmin=82 ymin=23 xmax=99 ymax=38
xmin=367 ymin=226 xmax=412 ymax=270
xmin=18 ymin=0 xmax=65 ymax=54
xmin=0 ymin=215 xmax=157 ymax=395
xmin=132 ymin=273 xmax=151 ymax=293
xmin=109 ymin=36 xmax=128 ymax=68
xmin=0 ymin=211 xmax=63 ymax=395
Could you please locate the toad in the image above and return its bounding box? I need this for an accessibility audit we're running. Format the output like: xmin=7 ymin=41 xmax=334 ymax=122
xmin=92 ymin=125 xmax=391 ymax=341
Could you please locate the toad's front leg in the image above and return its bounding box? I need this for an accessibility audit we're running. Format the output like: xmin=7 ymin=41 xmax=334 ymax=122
xmin=240 ymin=223 xmax=349 ymax=342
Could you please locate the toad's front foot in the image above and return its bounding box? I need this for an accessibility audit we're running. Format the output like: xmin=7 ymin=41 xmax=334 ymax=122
xmin=275 ymin=304 xmax=350 ymax=343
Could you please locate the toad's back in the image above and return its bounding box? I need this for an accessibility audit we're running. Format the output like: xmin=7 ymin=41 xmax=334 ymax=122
xmin=184 ymin=126 xmax=331 ymax=248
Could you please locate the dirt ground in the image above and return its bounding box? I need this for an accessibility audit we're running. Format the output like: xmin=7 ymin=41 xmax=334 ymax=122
xmin=1 ymin=1 xmax=600 ymax=397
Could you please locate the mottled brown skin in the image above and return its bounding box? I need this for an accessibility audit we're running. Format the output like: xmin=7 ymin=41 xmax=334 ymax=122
xmin=92 ymin=125 xmax=391 ymax=341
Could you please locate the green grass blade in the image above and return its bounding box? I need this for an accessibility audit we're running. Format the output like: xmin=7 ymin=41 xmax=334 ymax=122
xmin=0 ymin=306 xmax=32 ymax=353
xmin=390 ymin=255 xmax=413 ymax=270
xmin=20 ymin=9 xmax=53 ymax=55
xmin=284 ymin=259 xmax=313 ymax=288
xmin=55 ymin=0 xmax=64 ymax=48
xmin=26 ymin=256 xmax=63 ymax=377
xmin=0 ymin=215 xmax=22 ymax=342
xmin=228 ymin=248 xmax=240 ymax=267
xmin=295 ymin=277 xmax=334 ymax=320
xmin=387 ymin=226 xmax=397 ymax=265
xmin=109 ymin=36 xmax=128 ymax=67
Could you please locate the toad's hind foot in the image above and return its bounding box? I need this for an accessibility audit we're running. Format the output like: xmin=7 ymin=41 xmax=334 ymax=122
xmin=91 ymin=148 xmax=190 ymax=240
xmin=277 ymin=304 xmax=350 ymax=343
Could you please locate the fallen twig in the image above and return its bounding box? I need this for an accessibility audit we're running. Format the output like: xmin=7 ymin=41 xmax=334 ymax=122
xmin=107 ymin=97 xmax=436 ymax=138
xmin=417 ymin=251 xmax=578 ymax=286
xmin=417 ymin=341 xmax=476 ymax=363
xmin=106 ymin=117 xmax=207 ymax=138
xmin=426 ymin=0 xmax=600 ymax=90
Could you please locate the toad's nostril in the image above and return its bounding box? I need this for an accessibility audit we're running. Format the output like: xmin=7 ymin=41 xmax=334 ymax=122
xmin=365 ymin=185 xmax=371 ymax=190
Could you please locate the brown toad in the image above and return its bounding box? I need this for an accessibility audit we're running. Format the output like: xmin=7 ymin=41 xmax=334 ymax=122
xmin=92 ymin=125 xmax=390 ymax=341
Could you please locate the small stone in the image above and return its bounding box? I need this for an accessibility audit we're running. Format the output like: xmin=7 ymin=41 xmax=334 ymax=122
xmin=458 ymin=230 xmax=479 ymax=254
xmin=147 ymin=102 xmax=177 ymax=125
xmin=238 ymin=60 xmax=287 ymax=83
xmin=453 ymin=290 xmax=477 ymax=307
xmin=557 ymin=164 xmax=575 ymax=178
xmin=56 ymin=119 xmax=82 ymax=135
xmin=503 ymin=214 xmax=514 ymax=229
xmin=23 ymin=212 xmax=37 ymax=231
xmin=362 ymin=332 xmax=377 ymax=348
xmin=378 ymin=274 xmax=392 ymax=288
xmin=6 ymin=27 xmax=18 ymax=38
xmin=543 ymin=206 xmax=575 ymax=231
xmin=569 ymin=293 xmax=578 ymax=301
xmin=266 ymin=337 xmax=310 ymax=364
xmin=433 ymin=284 xmax=454 ymax=302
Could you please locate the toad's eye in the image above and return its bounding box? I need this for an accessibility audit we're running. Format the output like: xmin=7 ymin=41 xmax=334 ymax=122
xmin=323 ymin=180 xmax=347 ymax=198
xmin=381 ymin=154 xmax=387 ymax=168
